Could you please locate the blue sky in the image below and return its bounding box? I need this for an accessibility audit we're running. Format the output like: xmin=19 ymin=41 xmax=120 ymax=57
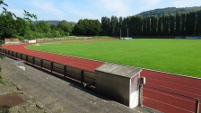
xmin=1 ymin=0 xmax=201 ymax=22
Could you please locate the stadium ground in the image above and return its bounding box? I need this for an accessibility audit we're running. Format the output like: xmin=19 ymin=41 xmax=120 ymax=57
xmin=27 ymin=39 xmax=201 ymax=78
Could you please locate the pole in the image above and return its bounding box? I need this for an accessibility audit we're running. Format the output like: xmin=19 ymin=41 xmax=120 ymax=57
xmin=127 ymin=28 xmax=129 ymax=38
xmin=139 ymin=77 xmax=146 ymax=107
xmin=196 ymin=99 xmax=200 ymax=113
xmin=120 ymin=29 xmax=121 ymax=39
xmin=139 ymin=84 xmax=143 ymax=107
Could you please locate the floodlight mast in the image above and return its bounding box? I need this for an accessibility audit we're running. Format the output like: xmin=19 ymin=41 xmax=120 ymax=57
xmin=127 ymin=28 xmax=129 ymax=38
xmin=120 ymin=28 xmax=122 ymax=39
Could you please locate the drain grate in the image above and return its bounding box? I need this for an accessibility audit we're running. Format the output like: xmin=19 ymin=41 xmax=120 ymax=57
xmin=0 ymin=93 xmax=25 ymax=108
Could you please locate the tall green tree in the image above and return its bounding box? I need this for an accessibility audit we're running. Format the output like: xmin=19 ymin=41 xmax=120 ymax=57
xmin=169 ymin=13 xmax=175 ymax=36
xmin=163 ymin=14 xmax=170 ymax=36
xmin=129 ymin=15 xmax=143 ymax=36
xmin=110 ymin=16 xmax=119 ymax=36
xmin=147 ymin=16 xmax=151 ymax=35
xmin=99 ymin=9 xmax=201 ymax=37
xmin=196 ymin=10 xmax=201 ymax=35
xmin=186 ymin=12 xmax=196 ymax=35
xmin=101 ymin=16 xmax=110 ymax=36
xmin=143 ymin=17 xmax=148 ymax=36
xmin=181 ymin=13 xmax=186 ymax=35
xmin=151 ymin=16 xmax=158 ymax=36
xmin=118 ymin=17 xmax=123 ymax=37
xmin=158 ymin=16 xmax=163 ymax=36
xmin=136 ymin=15 xmax=143 ymax=36
xmin=176 ymin=12 xmax=181 ymax=35
xmin=128 ymin=16 xmax=135 ymax=37
xmin=122 ymin=17 xmax=128 ymax=37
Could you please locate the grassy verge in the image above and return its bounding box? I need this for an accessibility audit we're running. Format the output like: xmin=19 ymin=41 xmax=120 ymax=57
xmin=27 ymin=39 xmax=201 ymax=78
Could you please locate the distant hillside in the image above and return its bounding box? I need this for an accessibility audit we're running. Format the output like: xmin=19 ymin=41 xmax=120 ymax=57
xmin=138 ymin=6 xmax=201 ymax=16
xmin=35 ymin=20 xmax=76 ymax=25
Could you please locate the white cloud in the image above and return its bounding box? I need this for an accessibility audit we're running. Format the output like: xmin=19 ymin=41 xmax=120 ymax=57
xmin=172 ymin=0 xmax=201 ymax=7
xmin=31 ymin=0 xmax=66 ymax=20
xmin=6 ymin=8 xmax=24 ymax=17
xmin=97 ymin=0 xmax=133 ymax=16
xmin=68 ymin=8 xmax=99 ymax=21
xmin=59 ymin=1 xmax=99 ymax=22
xmin=138 ymin=0 xmax=163 ymax=13
xmin=140 ymin=0 xmax=162 ymax=7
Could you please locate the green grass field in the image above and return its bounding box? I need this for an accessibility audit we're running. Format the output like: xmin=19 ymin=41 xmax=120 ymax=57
xmin=27 ymin=39 xmax=201 ymax=78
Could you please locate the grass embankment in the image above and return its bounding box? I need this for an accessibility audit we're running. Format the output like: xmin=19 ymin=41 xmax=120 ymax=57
xmin=27 ymin=39 xmax=201 ymax=78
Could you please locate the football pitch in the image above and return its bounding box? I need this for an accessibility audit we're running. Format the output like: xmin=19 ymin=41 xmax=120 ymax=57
xmin=27 ymin=39 xmax=201 ymax=78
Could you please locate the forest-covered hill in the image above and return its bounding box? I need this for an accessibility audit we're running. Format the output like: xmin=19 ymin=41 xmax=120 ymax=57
xmin=35 ymin=20 xmax=76 ymax=25
xmin=138 ymin=6 xmax=201 ymax=16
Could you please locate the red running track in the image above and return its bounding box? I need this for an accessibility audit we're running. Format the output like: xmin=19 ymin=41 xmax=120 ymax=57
xmin=2 ymin=44 xmax=104 ymax=72
xmin=1 ymin=44 xmax=201 ymax=113
xmin=141 ymin=70 xmax=201 ymax=113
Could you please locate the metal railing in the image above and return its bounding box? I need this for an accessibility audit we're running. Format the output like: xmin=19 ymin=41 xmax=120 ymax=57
xmin=0 ymin=48 xmax=95 ymax=88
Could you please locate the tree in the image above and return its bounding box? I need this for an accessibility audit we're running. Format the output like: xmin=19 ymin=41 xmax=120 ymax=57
xmin=0 ymin=13 xmax=17 ymax=38
xmin=158 ymin=16 xmax=162 ymax=36
xmin=181 ymin=13 xmax=186 ymax=35
xmin=15 ymin=17 xmax=30 ymax=37
xmin=99 ymin=9 xmax=201 ymax=37
xmin=186 ymin=12 xmax=196 ymax=35
xmin=73 ymin=19 xmax=101 ymax=36
xmin=130 ymin=15 xmax=143 ymax=36
xmin=23 ymin=10 xmax=37 ymax=22
xmin=151 ymin=16 xmax=158 ymax=36
xmin=51 ymin=30 xmax=61 ymax=37
xmin=162 ymin=14 xmax=170 ymax=36
xmin=143 ymin=17 xmax=148 ymax=36
xmin=169 ymin=13 xmax=175 ymax=36
xmin=101 ymin=16 xmax=110 ymax=36
xmin=122 ymin=17 xmax=128 ymax=37
xmin=137 ymin=15 xmax=143 ymax=36
xmin=196 ymin=10 xmax=201 ymax=35
xmin=110 ymin=16 xmax=119 ymax=36
xmin=35 ymin=21 xmax=51 ymax=33
xmin=57 ymin=20 xmax=73 ymax=35
xmin=176 ymin=12 xmax=181 ymax=35
xmin=119 ymin=17 xmax=123 ymax=32
xmin=0 ymin=0 xmax=37 ymax=39
xmin=146 ymin=16 xmax=151 ymax=35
